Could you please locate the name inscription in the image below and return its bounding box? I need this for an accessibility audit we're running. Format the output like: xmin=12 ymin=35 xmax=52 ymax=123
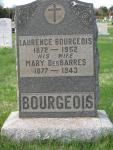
xmin=18 ymin=35 xmax=94 ymax=77
xmin=21 ymin=93 xmax=95 ymax=112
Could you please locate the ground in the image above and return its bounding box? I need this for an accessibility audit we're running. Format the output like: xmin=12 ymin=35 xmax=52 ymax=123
xmin=0 ymin=27 xmax=113 ymax=149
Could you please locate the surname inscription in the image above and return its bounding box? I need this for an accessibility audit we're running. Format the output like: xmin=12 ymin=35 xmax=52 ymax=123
xmin=21 ymin=93 xmax=95 ymax=112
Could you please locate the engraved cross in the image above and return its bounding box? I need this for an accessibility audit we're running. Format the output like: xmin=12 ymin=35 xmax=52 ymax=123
xmin=48 ymin=4 xmax=62 ymax=23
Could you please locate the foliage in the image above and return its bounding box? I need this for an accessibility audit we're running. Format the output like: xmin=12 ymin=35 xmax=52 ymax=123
xmin=98 ymin=6 xmax=109 ymax=17
xmin=0 ymin=6 xmax=15 ymax=20
xmin=109 ymin=6 xmax=113 ymax=16
xmin=94 ymin=6 xmax=113 ymax=18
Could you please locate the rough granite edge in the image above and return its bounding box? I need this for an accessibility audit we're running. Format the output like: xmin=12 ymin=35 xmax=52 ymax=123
xmin=1 ymin=110 xmax=113 ymax=141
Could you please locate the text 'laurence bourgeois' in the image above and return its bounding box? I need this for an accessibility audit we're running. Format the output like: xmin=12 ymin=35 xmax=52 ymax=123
xmin=18 ymin=35 xmax=94 ymax=77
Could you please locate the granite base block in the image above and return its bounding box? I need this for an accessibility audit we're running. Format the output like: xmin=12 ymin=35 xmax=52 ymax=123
xmin=1 ymin=110 xmax=113 ymax=141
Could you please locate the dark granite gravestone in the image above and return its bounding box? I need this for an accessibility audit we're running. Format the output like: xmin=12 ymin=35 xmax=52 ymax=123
xmin=16 ymin=0 xmax=99 ymax=118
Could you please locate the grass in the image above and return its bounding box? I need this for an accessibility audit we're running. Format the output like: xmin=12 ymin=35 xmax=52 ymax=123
xmin=0 ymin=135 xmax=113 ymax=150
xmin=0 ymin=34 xmax=17 ymax=129
xmin=0 ymin=28 xmax=113 ymax=149
xmin=98 ymin=27 xmax=113 ymax=122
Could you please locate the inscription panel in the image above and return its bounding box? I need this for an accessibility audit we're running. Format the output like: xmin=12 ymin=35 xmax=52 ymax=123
xmin=21 ymin=92 xmax=95 ymax=112
xmin=19 ymin=34 xmax=94 ymax=77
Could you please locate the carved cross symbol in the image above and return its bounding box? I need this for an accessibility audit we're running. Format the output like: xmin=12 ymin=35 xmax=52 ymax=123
xmin=48 ymin=4 xmax=62 ymax=23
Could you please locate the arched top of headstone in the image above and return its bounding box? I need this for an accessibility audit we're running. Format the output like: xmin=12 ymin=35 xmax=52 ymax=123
xmin=16 ymin=0 xmax=95 ymax=29
xmin=0 ymin=18 xmax=12 ymax=48
xmin=70 ymin=0 xmax=94 ymax=26
xmin=0 ymin=18 xmax=11 ymax=26
xmin=16 ymin=0 xmax=38 ymax=26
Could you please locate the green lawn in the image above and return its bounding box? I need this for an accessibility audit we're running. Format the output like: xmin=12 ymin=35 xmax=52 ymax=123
xmin=98 ymin=27 xmax=113 ymax=122
xmin=0 ymin=29 xmax=113 ymax=149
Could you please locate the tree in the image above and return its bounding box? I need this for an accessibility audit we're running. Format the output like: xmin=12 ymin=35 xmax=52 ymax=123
xmin=0 ymin=6 xmax=15 ymax=19
xmin=98 ymin=6 xmax=108 ymax=17
xmin=0 ymin=7 xmax=9 ymax=18
xmin=109 ymin=6 xmax=113 ymax=16
xmin=95 ymin=8 xmax=99 ymax=16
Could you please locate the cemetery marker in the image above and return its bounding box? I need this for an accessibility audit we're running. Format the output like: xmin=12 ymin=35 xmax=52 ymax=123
xmin=1 ymin=0 xmax=113 ymax=141
xmin=0 ymin=18 xmax=12 ymax=48
xmin=16 ymin=0 xmax=98 ymax=117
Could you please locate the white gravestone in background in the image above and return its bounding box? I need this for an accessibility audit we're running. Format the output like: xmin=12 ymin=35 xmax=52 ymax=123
xmin=0 ymin=18 xmax=12 ymax=48
xmin=97 ymin=23 xmax=109 ymax=35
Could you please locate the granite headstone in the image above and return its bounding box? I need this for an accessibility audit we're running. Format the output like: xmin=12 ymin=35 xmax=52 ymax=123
xmin=16 ymin=0 xmax=99 ymax=118
xmin=97 ymin=22 xmax=109 ymax=35
xmin=0 ymin=18 xmax=12 ymax=48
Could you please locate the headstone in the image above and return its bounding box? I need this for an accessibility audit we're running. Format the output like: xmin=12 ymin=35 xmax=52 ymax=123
xmin=97 ymin=23 xmax=109 ymax=35
xmin=16 ymin=0 xmax=99 ymax=118
xmin=0 ymin=18 xmax=12 ymax=48
xmin=1 ymin=0 xmax=113 ymax=140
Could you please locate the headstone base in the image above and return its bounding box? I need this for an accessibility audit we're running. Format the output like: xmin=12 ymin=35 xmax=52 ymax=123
xmin=1 ymin=110 xmax=113 ymax=141
xmin=98 ymin=33 xmax=109 ymax=35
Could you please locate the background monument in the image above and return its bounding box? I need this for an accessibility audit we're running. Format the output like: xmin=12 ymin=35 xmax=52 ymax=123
xmin=0 ymin=18 xmax=12 ymax=48
xmin=97 ymin=22 xmax=109 ymax=35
